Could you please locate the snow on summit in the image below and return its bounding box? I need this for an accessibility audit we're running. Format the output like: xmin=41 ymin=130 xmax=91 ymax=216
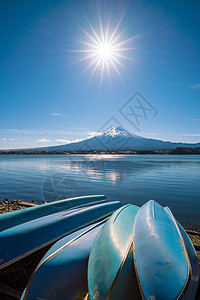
xmin=101 ymin=126 xmax=134 ymax=138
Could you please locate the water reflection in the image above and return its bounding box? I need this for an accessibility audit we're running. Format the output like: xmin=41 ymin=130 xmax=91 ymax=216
xmin=62 ymin=155 xmax=191 ymax=185
xmin=0 ymin=155 xmax=199 ymax=226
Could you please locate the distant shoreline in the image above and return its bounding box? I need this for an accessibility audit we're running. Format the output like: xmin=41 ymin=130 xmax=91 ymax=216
xmin=1 ymin=152 xmax=170 ymax=155
xmin=1 ymin=153 xmax=200 ymax=155
xmin=0 ymin=150 xmax=200 ymax=155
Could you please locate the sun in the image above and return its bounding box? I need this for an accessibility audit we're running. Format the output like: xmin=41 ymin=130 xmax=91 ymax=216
xmin=97 ymin=42 xmax=112 ymax=60
xmin=74 ymin=13 xmax=134 ymax=83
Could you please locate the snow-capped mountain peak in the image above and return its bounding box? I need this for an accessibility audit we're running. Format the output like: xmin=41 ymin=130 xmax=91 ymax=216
xmin=102 ymin=126 xmax=133 ymax=138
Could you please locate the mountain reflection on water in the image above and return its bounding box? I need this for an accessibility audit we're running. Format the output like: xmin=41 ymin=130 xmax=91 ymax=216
xmin=0 ymin=154 xmax=200 ymax=226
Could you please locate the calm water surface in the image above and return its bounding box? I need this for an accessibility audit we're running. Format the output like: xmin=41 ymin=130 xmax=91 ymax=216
xmin=0 ymin=154 xmax=199 ymax=226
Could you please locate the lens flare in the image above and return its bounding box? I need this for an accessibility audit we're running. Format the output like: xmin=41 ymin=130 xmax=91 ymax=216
xmin=74 ymin=12 xmax=134 ymax=84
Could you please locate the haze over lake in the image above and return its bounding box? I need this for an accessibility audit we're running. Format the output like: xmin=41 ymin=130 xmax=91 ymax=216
xmin=0 ymin=154 xmax=199 ymax=226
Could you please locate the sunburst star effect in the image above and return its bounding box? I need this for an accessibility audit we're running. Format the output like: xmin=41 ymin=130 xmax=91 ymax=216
xmin=74 ymin=13 xmax=135 ymax=84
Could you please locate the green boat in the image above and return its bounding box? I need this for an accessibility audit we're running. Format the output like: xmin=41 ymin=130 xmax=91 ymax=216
xmin=88 ymin=204 xmax=141 ymax=300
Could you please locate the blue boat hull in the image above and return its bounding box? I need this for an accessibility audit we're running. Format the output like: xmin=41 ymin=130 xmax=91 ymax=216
xmin=0 ymin=195 xmax=107 ymax=232
xmin=0 ymin=201 xmax=121 ymax=269
xmin=133 ymin=200 xmax=199 ymax=300
xmin=21 ymin=220 xmax=107 ymax=300
xmin=88 ymin=204 xmax=140 ymax=300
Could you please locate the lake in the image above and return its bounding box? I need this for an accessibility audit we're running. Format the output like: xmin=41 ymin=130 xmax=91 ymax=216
xmin=0 ymin=154 xmax=199 ymax=226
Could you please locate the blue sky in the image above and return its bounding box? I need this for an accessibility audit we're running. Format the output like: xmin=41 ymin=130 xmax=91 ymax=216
xmin=0 ymin=0 xmax=200 ymax=149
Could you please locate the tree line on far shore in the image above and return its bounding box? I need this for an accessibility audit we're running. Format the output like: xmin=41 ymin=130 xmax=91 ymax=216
xmin=168 ymin=147 xmax=200 ymax=154
xmin=0 ymin=147 xmax=200 ymax=155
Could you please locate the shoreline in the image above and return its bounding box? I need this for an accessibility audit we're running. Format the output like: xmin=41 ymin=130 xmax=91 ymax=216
xmin=1 ymin=152 xmax=200 ymax=155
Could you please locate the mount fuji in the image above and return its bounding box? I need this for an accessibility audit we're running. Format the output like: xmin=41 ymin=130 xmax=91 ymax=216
xmin=11 ymin=126 xmax=200 ymax=152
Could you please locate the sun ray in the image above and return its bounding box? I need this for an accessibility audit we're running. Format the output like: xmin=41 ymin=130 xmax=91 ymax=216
xmin=113 ymin=52 xmax=134 ymax=62
xmin=110 ymin=27 xmax=127 ymax=46
xmin=106 ymin=58 xmax=111 ymax=79
xmin=87 ymin=21 xmax=102 ymax=45
xmin=82 ymin=55 xmax=101 ymax=74
xmin=100 ymin=58 xmax=105 ymax=86
xmin=105 ymin=17 xmax=110 ymax=43
xmin=76 ymin=39 xmax=100 ymax=49
xmin=98 ymin=10 xmax=105 ymax=43
xmin=108 ymin=12 xmax=125 ymax=44
xmin=111 ymin=36 xmax=136 ymax=48
xmin=71 ymin=49 xmax=98 ymax=53
xmin=110 ymin=55 xmax=127 ymax=69
xmin=112 ymin=47 xmax=135 ymax=51
xmin=70 ymin=52 xmax=99 ymax=66
xmin=88 ymin=57 xmax=102 ymax=81
xmin=80 ymin=27 xmax=100 ymax=47
xmin=109 ymin=57 xmax=123 ymax=79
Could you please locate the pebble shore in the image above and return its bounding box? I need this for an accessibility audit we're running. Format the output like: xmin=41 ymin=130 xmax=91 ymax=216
xmin=0 ymin=199 xmax=38 ymax=214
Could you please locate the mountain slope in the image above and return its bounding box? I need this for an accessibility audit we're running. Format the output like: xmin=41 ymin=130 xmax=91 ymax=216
xmin=7 ymin=126 xmax=200 ymax=152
